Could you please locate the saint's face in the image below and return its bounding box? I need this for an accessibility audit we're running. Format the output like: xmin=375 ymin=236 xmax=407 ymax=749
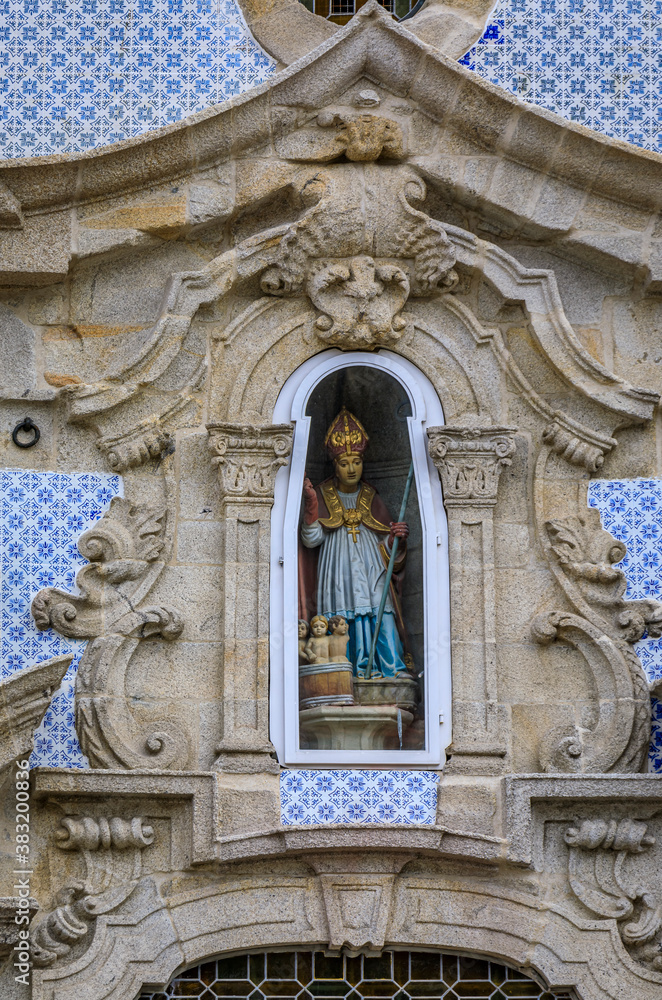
xmin=335 ymin=453 xmax=363 ymax=492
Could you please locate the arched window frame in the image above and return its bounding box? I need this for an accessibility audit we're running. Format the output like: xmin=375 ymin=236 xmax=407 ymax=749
xmin=270 ymin=349 xmax=451 ymax=766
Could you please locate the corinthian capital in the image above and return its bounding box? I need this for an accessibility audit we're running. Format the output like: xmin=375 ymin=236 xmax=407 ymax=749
xmin=207 ymin=422 xmax=293 ymax=500
xmin=427 ymin=425 xmax=517 ymax=507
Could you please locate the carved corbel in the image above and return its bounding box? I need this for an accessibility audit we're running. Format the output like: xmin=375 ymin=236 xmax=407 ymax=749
xmin=32 ymin=814 xmax=155 ymax=968
xmin=31 ymin=498 xmax=186 ymax=770
xmin=207 ymin=422 xmax=293 ymax=501
xmin=96 ymin=412 xmax=177 ymax=473
xmin=564 ymin=817 xmax=662 ymax=971
xmin=542 ymin=418 xmax=616 ymax=472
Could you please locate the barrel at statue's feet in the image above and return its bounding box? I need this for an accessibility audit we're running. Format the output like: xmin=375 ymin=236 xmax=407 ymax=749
xmin=299 ymin=662 xmax=354 ymax=709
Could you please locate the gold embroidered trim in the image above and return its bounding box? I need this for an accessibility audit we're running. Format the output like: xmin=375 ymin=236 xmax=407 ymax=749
xmin=318 ymin=482 xmax=391 ymax=534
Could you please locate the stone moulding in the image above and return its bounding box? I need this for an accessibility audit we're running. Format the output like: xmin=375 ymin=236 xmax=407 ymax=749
xmin=4 ymin=3 xmax=662 ymax=290
xmin=24 ymin=771 xmax=662 ymax=1000
xmin=30 ymin=498 xmax=187 ymax=770
xmin=0 ymin=654 xmax=72 ymax=771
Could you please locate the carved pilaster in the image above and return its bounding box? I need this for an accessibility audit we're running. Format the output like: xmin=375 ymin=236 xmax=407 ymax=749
xmin=427 ymin=426 xmax=517 ymax=774
xmin=207 ymin=422 xmax=293 ymax=773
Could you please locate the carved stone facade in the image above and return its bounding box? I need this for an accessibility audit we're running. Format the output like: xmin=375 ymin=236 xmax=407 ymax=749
xmin=1 ymin=6 xmax=662 ymax=1000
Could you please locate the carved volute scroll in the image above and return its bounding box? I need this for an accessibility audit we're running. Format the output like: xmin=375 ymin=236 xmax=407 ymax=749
xmin=30 ymin=498 xmax=187 ymax=770
xmin=531 ymin=424 xmax=662 ymax=774
xmin=32 ymin=813 xmax=156 ymax=968
xmin=564 ymin=817 xmax=662 ymax=971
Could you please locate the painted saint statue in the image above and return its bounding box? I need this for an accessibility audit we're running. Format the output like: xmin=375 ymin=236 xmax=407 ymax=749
xmin=299 ymin=408 xmax=411 ymax=678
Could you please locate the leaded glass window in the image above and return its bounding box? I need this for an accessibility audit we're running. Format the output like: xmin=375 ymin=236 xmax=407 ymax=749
xmin=140 ymin=950 xmax=573 ymax=1000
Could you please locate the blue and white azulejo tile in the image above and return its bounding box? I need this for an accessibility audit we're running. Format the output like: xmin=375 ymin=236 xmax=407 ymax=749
xmin=588 ymin=478 xmax=662 ymax=772
xmin=1 ymin=469 xmax=122 ymax=768
xmin=0 ymin=0 xmax=275 ymax=158
xmin=460 ymin=0 xmax=662 ymax=154
xmin=280 ymin=769 xmax=439 ymax=825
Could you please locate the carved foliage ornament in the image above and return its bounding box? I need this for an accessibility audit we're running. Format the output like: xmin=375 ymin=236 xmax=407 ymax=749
xmin=545 ymin=513 xmax=662 ymax=644
xmin=31 ymin=498 xmax=186 ymax=770
xmin=565 ymin=817 xmax=662 ymax=971
xmin=427 ymin=426 xmax=517 ymax=506
xmin=207 ymin=422 xmax=293 ymax=500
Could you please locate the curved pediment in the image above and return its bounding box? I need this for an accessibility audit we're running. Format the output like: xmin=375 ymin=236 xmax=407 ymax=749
xmin=1 ymin=3 xmax=662 ymax=289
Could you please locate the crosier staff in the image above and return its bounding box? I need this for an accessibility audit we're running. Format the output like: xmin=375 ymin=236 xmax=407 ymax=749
xmin=365 ymin=459 xmax=415 ymax=680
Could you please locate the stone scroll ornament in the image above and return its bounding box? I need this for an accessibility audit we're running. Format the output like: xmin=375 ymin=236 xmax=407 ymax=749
xmin=31 ymin=497 xmax=186 ymax=769
xmin=259 ymin=110 xmax=458 ymax=350
xmin=532 ymin=510 xmax=662 ymax=774
xmin=564 ymin=817 xmax=662 ymax=971
xmin=32 ymin=814 xmax=155 ymax=967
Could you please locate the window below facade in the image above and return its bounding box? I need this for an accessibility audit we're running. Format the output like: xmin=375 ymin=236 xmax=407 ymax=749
xmin=271 ymin=351 xmax=451 ymax=767
xmin=298 ymin=0 xmax=410 ymax=23
xmin=139 ymin=949 xmax=571 ymax=999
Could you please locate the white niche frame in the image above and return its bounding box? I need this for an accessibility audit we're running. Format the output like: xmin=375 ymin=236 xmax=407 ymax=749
xmin=271 ymin=350 xmax=451 ymax=767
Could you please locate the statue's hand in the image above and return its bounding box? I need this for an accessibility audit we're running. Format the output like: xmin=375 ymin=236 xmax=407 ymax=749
xmin=303 ymin=477 xmax=319 ymax=524
xmin=389 ymin=521 xmax=409 ymax=545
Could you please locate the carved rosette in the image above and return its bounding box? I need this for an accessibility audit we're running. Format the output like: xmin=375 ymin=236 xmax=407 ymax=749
xmin=427 ymin=426 xmax=517 ymax=507
xmin=207 ymin=422 xmax=293 ymax=501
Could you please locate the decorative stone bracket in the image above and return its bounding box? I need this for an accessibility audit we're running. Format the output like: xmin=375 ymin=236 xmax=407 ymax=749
xmin=565 ymin=817 xmax=662 ymax=971
xmin=32 ymin=813 xmax=155 ymax=968
xmin=31 ymin=498 xmax=186 ymax=770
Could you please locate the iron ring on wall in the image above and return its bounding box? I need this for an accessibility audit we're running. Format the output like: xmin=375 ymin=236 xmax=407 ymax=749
xmin=12 ymin=417 xmax=40 ymax=449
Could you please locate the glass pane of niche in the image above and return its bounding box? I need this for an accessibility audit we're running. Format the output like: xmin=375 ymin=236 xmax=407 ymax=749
xmin=297 ymin=366 xmax=425 ymax=754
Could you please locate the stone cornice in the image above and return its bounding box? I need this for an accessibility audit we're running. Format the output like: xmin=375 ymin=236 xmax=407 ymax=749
xmin=1 ymin=5 xmax=661 ymax=242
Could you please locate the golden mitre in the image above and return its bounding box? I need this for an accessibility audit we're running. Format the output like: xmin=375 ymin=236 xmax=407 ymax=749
xmin=324 ymin=407 xmax=369 ymax=459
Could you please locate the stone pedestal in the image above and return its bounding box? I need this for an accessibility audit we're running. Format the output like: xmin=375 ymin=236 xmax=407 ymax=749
xmin=299 ymin=705 xmax=414 ymax=750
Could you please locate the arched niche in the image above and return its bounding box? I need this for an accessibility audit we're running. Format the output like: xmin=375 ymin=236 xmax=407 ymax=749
xmin=270 ymin=350 xmax=451 ymax=767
